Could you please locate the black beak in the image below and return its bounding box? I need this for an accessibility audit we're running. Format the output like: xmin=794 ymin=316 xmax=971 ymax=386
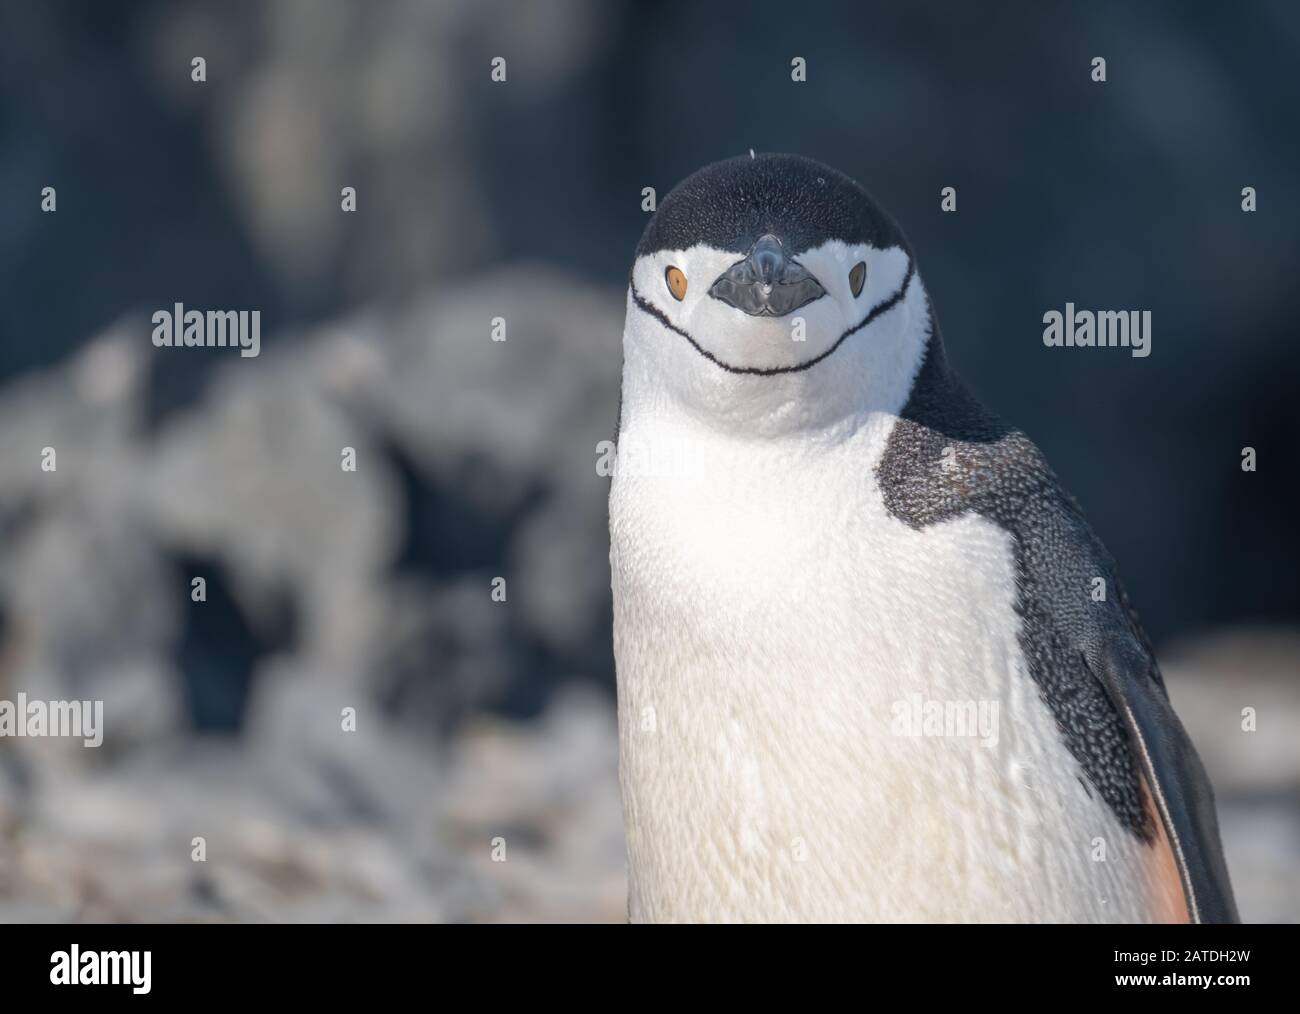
xmin=708 ymin=234 xmax=826 ymax=317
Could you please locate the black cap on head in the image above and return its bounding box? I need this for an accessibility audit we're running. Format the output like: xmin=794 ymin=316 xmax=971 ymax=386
xmin=636 ymin=152 xmax=909 ymax=259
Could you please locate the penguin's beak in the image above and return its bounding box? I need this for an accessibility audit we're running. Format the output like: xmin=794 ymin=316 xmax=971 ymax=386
xmin=708 ymin=234 xmax=826 ymax=317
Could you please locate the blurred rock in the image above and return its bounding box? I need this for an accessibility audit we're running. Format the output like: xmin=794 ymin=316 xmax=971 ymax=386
xmin=0 ymin=686 xmax=625 ymax=923
xmin=0 ymin=265 xmax=626 ymax=922
xmin=0 ymin=265 xmax=621 ymax=744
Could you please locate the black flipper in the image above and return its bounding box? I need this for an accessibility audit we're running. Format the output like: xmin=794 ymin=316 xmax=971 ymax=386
xmin=1084 ymin=635 xmax=1239 ymax=923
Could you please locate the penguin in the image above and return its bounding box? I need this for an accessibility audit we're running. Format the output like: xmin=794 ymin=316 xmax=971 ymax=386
xmin=608 ymin=152 xmax=1238 ymax=924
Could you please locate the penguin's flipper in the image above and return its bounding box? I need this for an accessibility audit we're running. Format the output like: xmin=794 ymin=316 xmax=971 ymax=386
xmin=1083 ymin=635 xmax=1239 ymax=924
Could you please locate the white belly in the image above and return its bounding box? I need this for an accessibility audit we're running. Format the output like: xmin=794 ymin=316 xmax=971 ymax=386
xmin=610 ymin=414 xmax=1170 ymax=922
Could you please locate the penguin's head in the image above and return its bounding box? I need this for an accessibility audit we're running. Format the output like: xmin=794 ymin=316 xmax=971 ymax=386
xmin=624 ymin=153 xmax=928 ymax=433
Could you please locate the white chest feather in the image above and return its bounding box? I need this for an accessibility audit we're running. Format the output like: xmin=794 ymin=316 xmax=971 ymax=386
xmin=610 ymin=414 xmax=1177 ymax=922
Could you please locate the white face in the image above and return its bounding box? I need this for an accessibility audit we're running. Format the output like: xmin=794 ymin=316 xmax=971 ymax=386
xmin=622 ymin=238 xmax=927 ymax=435
xmin=631 ymin=240 xmax=909 ymax=373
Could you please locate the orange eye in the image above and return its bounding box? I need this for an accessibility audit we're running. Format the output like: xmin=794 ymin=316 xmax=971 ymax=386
xmin=665 ymin=266 xmax=688 ymax=301
xmin=849 ymin=261 xmax=867 ymax=297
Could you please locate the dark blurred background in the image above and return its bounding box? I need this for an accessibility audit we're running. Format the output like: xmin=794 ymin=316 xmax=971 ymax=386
xmin=0 ymin=0 xmax=1295 ymax=921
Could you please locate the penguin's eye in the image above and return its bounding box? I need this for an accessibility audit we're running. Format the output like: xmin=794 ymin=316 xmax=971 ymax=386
xmin=849 ymin=261 xmax=867 ymax=297
xmin=665 ymin=266 xmax=688 ymax=301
